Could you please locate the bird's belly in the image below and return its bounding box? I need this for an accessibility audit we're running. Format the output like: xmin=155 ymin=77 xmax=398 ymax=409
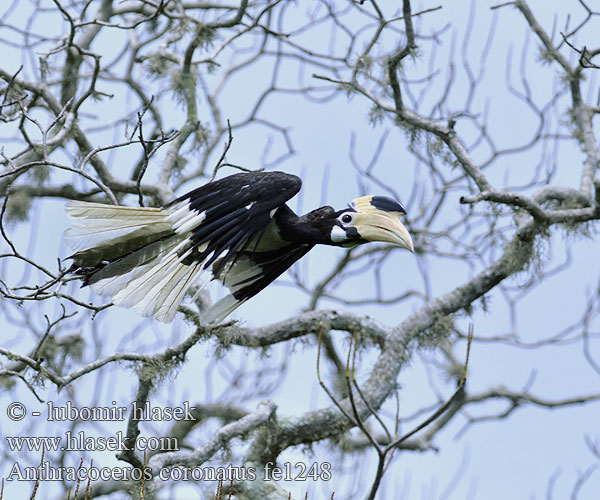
xmin=246 ymin=218 xmax=288 ymax=252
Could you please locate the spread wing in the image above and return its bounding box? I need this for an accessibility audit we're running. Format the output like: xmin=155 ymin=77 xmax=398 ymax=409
xmin=69 ymin=171 xmax=303 ymax=323
xmin=166 ymin=171 xmax=302 ymax=277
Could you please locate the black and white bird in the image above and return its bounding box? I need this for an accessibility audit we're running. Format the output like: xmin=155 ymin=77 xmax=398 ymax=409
xmin=65 ymin=171 xmax=414 ymax=323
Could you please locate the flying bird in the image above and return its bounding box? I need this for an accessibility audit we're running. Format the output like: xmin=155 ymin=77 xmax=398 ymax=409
xmin=65 ymin=171 xmax=414 ymax=323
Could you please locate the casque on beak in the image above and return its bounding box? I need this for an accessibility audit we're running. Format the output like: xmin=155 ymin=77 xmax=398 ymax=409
xmin=350 ymin=195 xmax=414 ymax=252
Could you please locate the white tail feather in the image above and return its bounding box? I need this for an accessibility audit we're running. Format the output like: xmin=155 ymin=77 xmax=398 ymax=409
xmin=65 ymin=201 xmax=167 ymax=252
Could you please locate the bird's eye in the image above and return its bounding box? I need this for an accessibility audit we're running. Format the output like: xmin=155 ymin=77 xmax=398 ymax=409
xmin=340 ymin=213 xmax=354 ymax=225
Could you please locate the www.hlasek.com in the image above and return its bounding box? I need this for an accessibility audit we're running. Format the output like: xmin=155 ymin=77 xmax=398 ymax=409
xmin=6 ymin=463 xmax=332 ymax=482
xmin=6 ymin=430 xmax=178 ymax=453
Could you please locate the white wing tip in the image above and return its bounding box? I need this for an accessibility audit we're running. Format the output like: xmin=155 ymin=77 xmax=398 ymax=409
xmin=203 ymin=295 xmax=245 ymax=324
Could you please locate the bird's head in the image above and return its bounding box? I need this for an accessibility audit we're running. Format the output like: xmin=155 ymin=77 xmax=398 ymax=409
xmin=327 ymin=195 xmax=414 ymax=252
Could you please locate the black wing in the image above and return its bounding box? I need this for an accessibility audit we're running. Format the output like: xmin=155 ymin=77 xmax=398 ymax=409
xmin=166 ymin=171 xmax=301 ymax=277
xmin=164 ymin=171 xmax=310 ymax=322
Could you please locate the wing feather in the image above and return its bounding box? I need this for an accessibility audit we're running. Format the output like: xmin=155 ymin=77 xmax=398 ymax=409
xmin=204 ymin=243 xmax=312 ymax=323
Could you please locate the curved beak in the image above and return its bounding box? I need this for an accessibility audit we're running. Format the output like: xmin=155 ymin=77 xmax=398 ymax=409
xmin=353 ymin=212 xmax=414 ymax=253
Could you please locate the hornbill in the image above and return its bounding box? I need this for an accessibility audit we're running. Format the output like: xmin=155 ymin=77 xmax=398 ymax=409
xmin=65 ymin=171 xmax=414 ymax=323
